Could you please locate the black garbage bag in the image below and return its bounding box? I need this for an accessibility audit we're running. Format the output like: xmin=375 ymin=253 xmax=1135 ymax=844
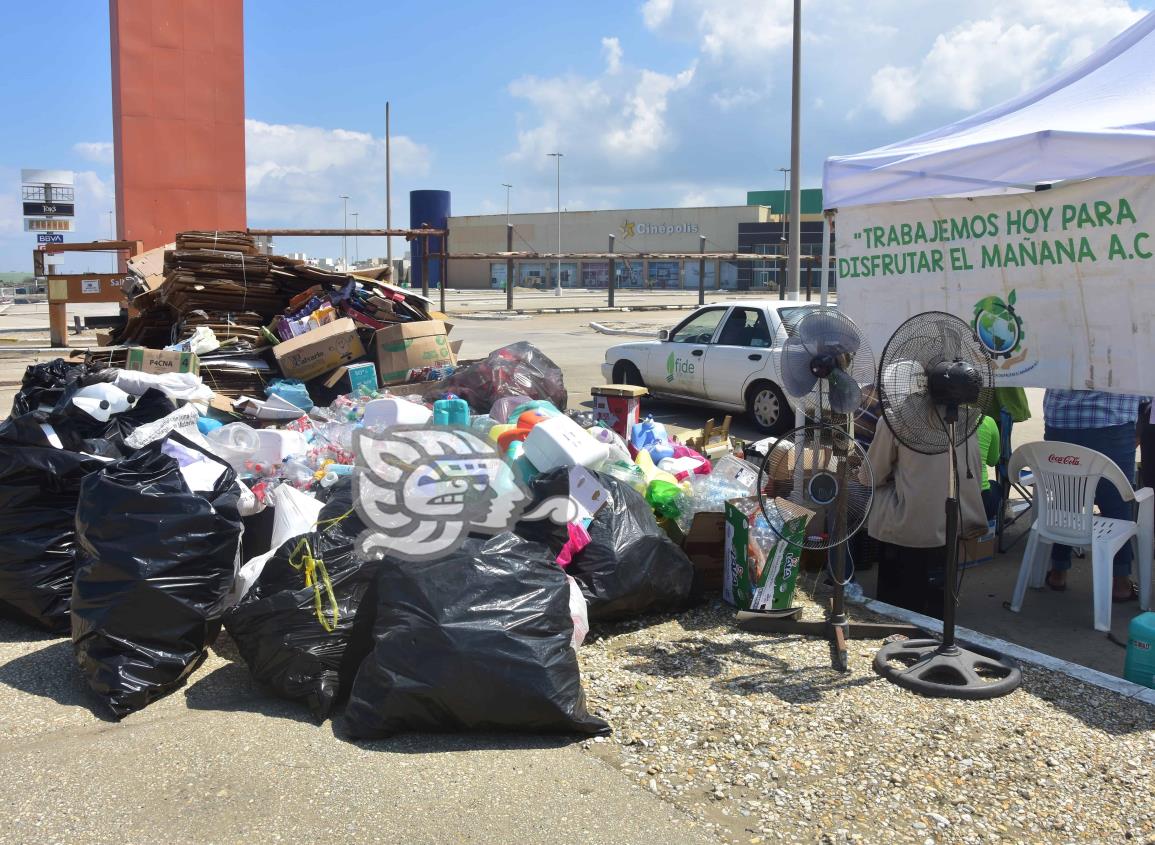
xmin=224 ymin=484 xmax=379 ymax=720
xmin=10 ymin=358 xmax=96 ymax=417
xmin=71 ymin=435 xmax=243 ymax=718
xmin=0 ymin=445 xmax=106 ymax=632
xmin=419 ymin=342 xmax=567 ymax=413
xmin=519 ymin=470 xmax=694 ymax=622
xmin=345 ymin=532 xmax=609 ymax=738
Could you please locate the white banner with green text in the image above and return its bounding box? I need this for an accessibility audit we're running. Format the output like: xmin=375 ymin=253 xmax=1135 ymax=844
xmin=836 ymin=175 xmax=1155 ymax=392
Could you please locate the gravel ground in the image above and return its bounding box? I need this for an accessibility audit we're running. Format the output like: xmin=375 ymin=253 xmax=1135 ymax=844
xmin=575 ymin=588 xmax=1155 ymax=845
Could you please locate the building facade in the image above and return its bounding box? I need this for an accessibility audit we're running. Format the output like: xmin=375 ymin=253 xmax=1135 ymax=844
xmin=447 ymin=205 xmax=772 ymax=291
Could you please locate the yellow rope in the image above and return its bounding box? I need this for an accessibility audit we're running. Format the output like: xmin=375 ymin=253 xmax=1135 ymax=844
xmin=289 ymin=537 xmax=340 ymax=632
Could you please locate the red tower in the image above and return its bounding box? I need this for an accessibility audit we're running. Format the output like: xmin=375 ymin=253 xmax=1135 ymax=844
xmin=110 ymin=0 xmax=246 ymax=251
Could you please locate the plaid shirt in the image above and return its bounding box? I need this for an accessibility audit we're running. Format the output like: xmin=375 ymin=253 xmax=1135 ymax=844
xmin=1043 ymin=389 xmax=1147 ymax=429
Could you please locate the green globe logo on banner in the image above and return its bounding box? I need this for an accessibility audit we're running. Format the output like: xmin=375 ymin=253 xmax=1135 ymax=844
xmin=666 ymin=352 xmax=676 ymax=383
xmin=972 ymin=290 xmax=1026 ymax=361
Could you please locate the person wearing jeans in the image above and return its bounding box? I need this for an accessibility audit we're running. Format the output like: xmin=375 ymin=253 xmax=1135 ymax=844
xmin=1043 ymin=389 xmax=1148 ymax=601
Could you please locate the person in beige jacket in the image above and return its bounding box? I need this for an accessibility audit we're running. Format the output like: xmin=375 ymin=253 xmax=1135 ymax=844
xmin=859 ymin=414 xmax=987 ymax=618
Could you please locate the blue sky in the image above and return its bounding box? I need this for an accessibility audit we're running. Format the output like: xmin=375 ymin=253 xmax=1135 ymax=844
xmin=1 ymin=0 xmax=1152 ymax=271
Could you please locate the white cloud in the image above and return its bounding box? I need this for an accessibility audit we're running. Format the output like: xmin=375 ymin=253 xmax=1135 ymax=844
xmin=244 ymin=119 xmax=432 ymax=228
xmin=602 ymin=36 xmax=623 ymax=74
xmin=641 ymin=0 xmax=674 ymax=28
xmin=865 ymin=1 xmax=1147 ymax=123
xmin=73 ymin=142 xmax=114 ymax=165
xmin=711 ymin=87 xmax=763 ymax=111
xmin=604 ymin=66 xmax=695 ymax=157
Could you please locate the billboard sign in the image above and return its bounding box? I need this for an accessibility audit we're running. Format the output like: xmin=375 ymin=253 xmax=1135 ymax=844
xmin=23 ymin=201 xmax=74 ymax=217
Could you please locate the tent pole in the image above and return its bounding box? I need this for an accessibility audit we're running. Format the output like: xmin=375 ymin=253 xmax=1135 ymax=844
xmin=820 ymin=210 xmax=833 ymax=307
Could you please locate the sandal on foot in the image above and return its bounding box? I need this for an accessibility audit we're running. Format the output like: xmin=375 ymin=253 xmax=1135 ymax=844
xmin=1045 ymin=572 xmax=1067 ymax=592
xmin=1112 ymin=582 xmax=1139 ymax=603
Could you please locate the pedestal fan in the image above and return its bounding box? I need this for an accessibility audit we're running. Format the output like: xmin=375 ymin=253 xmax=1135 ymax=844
xmin=872 ymin=311 xmax=1022 ymax=699
xmin=739 ymin=308 xmax=923 ymax=671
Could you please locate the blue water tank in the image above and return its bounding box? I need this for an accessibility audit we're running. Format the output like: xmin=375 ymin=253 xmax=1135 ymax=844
xmin=410 ymin=190 xmax=451 ymax=290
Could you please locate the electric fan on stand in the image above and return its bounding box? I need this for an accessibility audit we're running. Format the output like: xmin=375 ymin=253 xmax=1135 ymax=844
xmin=738 ymin=308 xmax=924 ymax=672
xmin=872 ymin=311 xmax=1022 ymax=699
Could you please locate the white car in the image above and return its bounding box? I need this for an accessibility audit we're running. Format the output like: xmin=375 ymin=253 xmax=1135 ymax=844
xmin=601 ymin=300 xmax=819 ymax=434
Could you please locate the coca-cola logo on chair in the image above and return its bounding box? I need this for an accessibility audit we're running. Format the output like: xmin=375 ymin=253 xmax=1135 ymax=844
xmin=1047 ymin=454 xmax=1081 ymax=466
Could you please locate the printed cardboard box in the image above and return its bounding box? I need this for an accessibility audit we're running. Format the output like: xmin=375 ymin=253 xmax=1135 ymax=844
xmin=125 ymin=347 xmax=199 ymax=375
xmin=374 ymin=320 xmax=457 ymax=385
xmin=323 ymin=361 xmax=379 ymax=395
xmin=273 ymin=318 xmax=366 ymax=382
xmin=723 ymin=496 xmax=812 ymax=611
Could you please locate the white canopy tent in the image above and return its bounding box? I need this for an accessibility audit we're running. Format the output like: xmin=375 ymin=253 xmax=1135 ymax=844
xmin=815 ymin=10 xmax=1155 ymax=393
xmin=823 ymin=10 xmax=1155 ymax=209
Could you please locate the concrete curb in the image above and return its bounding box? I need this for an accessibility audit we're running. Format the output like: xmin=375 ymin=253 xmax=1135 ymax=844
xmin=861 ymin=597 xmax=1155 ymax=705
xmin=589 ymin=321 xmax=659 ymax=338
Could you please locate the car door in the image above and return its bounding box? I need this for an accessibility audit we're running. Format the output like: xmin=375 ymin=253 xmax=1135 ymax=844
xmin=704 ymin=306 xmax=776 ymax=404
xmin=654 ymin=306 xmax=727 ymax=398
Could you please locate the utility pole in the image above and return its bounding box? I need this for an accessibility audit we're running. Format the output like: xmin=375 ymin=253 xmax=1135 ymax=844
xmin=777 ymin=166 xmax=789 ymax=293
xmin=385 ymin=102 xmax=393 ymax=279
xmin=787 ymin=0 xmax=802 ymax=296
xmin=340 ymin=195 xmax=349 ymax=270
xmin=502 ymin=183 xmax=512 ymax=228
xmin=547 ymin=152 xmax=563 ymax=296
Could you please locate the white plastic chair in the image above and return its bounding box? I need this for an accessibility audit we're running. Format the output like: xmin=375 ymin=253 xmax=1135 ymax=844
xmin=1008 ymin=442 xmax=1153 ymax=632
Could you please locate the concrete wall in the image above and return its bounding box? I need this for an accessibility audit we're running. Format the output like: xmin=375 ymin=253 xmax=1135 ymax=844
xmin=110 ymin=0 xmax=246 ymax=251
xmin=448 ymin=206 xmax=767 ymax=289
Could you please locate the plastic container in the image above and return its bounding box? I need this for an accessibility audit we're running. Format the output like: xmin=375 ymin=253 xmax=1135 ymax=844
xmin=361 ymin=396 xmax=433 ymax=429
xmin=433 ymin=398 xmax=470 ymax=427
xmin=508 ymin=400 xmax=561 ymax=423
xmin=524 ymin=414 xmax=609 ymax=472
xmin=631 ymin=416 xmax=675 ymax=462
xmin=1124 ymin=611 xmax=1155 ymax=689
xmin=205 ymin=423 xmax=262 ymax=472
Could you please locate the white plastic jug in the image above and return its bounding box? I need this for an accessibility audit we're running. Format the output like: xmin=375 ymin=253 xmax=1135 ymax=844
xmin=524 ymin=415 xmax=609 ymax=472
xmin=361 ymin=397 xmax=433 ymax=429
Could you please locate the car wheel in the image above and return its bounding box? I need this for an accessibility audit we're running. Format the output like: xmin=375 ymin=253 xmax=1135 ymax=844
xmin=612 ymin=361 xmax=645 ymax=387
xmin=747 ymin=381 xmax=791 ymax=435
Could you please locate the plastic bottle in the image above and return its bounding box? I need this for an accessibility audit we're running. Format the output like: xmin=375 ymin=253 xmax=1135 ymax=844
xmin=844 ymin=581 xmax=866 ymax=603
xmin=433 ymin=397 xmax=470 ymax=427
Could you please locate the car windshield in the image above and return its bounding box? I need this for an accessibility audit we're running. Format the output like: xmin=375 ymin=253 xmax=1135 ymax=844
xmin=670 ymin=308 xmax=726 ymax=344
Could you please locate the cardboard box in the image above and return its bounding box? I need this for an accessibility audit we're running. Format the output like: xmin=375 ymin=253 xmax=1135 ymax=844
xmin=723 ymin=496 xmax=812 ymax=611
xmin=682 ymin=511 xmax=728 ymax=591
xmin=273 ymin=318 xmax=366 ymax=382
xmin=125 ymin=347 xmax=199 ymax=375
xmin=374 ymin=320 xmax=456 ymax=385
xmin=323 ymin=361 xmax=379 ymax=395
xmin=961 ymin=519 xmax=997 ymax=569
xmin=591 ymin=384 xmax=647 ymax=440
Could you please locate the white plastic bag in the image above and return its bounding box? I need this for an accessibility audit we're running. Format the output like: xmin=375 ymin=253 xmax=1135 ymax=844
xmin=568 ymin=575 xmax=589 ymax=649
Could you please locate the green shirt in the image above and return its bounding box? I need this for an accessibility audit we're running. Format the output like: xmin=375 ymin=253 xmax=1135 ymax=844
xmin=976 ymin=415 xmax=1000 ymax=490
xmin=982 ymin=387 xmax=1032 ymax=424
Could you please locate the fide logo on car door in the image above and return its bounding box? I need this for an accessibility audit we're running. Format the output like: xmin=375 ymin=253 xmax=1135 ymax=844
xmin=666 ymin=352 xmax=694 ymax=383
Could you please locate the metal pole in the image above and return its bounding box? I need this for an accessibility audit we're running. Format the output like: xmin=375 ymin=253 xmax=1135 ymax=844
xmin=548 ymin=152 xmax=563 ymax=297
xmin=351 ymin=212 xmax=359 ymax=265
xmin=440 ymin=229 xmax=448 ymax=313
xmin=502 ymin=183 xmax=512 ymax=228
xmin=108 ymin=211 xmax=114 ymax=272
xmin=506 ymin=224 xmax=514 ymax=312
xmin=340 ymin=195 xmax=349 ymax=271
xmin=698 ymin=235 xmax=706 ymax=306
xmin=820 ymin=210 xmax=833 ymax=307
xmin=421 ymin=237 xmax=429 ymax=299
xmin=608 ymin=234 xmax=616 ymax=308
xmin=787 ymin=0 xmax=802 ymax=296
xmin=385 ymin=102 xmax=393 ymax=279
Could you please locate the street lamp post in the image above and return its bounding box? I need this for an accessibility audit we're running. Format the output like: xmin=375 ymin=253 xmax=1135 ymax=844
xmin=547 ymin=152 xmax=563 ymax=296
xmin=777 ymin=167 xmax=789 ymax=294
xmin=340 ymin=195 xmax=349 ymax=270
xmin=351 ymin=212 xmax=359 ymax=266
xmin=501 ymin=183 xmax=512 ymax=228
xmin=787 ymin=0 xmax=803 ymax=296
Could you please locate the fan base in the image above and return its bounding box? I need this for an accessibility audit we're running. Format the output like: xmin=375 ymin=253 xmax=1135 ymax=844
xmin=737 ymin=608 xmax=925 ymax=673
xmin=874 ymin=639 xmax=1022 ymax=700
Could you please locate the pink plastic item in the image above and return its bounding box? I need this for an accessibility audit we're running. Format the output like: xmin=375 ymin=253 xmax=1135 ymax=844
xmin=555 ymin=522 xmax=592 ymax=568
